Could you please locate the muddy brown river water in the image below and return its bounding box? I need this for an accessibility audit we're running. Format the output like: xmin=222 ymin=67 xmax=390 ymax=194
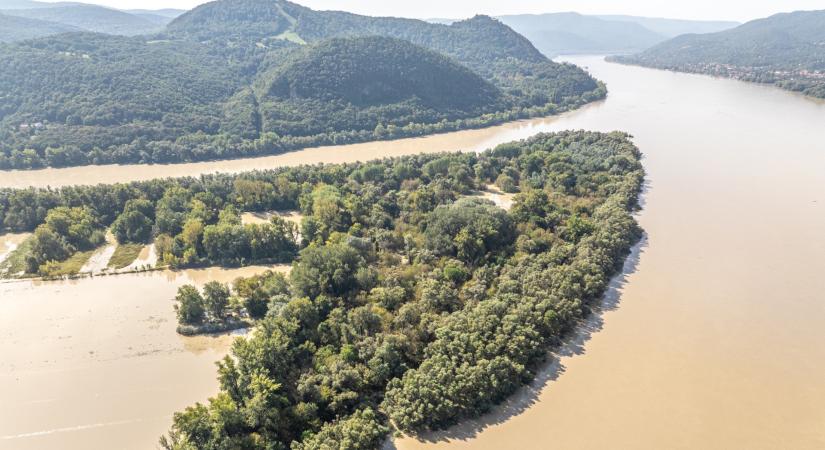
xmin=1 ymin=55 xmax=825 ymax=449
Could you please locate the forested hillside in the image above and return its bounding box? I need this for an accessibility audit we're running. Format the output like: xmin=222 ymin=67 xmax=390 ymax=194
xmin=0 ymin=0 xmax=604 ymax=170
xmin=256 ymin=36 xmax=505 ymax=137
xmin=0 ymin=130 xmax=644 ymax=448
xmin=612 ymin=10 xmax=825 ymax=98
xmin=0 ymin=12 xmax=79 ymax=42
xmin=166 ymin=0 xmax=546 ymax=72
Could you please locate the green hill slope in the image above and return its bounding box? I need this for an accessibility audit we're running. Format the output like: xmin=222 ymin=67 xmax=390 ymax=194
xmin=612 ymin=10 xmax=825 ymax=98
xmin=256 ymin=36 xmax=504 ymax=136
xmin=0 ymin=0 xmax=603 ymax=170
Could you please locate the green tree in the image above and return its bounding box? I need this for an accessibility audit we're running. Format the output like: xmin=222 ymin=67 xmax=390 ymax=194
xmin=202 ymin=281 xmax=230 ymax=321
xmin=175 ymin=285 xmax=205 ymax=325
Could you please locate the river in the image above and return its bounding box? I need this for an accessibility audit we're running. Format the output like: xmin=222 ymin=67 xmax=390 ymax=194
xmin=1 ymin=55 xmax=824 ymax=449
xmin=391 ymin=57 xmax=825 ymax=449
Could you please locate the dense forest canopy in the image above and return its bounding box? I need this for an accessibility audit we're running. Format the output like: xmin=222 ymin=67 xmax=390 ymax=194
xmin=613 ymin=10 xmax=825 ymax=98
xmin=140 ymin=130 xmax=643 ymax=449
xmin=0 ymin=0 xmax=603 ymax=170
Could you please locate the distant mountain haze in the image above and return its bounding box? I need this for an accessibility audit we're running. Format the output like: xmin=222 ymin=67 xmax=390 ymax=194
xmin=595 ymin=15 xmax=739 ymax=37
xmin=1 ymin=4 xmax=164 ymax=34
xmin=435 ymin=13 xmax=739 ymax=57
xmin=497 ymin=13 xmax=665 ymax=56
xmin=0 ymin=0 xmax=183 ymax=38
xmin=0 ymin=11 xmax=80 ymax=41
xmin=613 ymin=10 xmax=825 ymax=98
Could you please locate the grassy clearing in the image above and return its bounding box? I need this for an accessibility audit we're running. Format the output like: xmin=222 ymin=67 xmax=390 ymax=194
xmin=0 ymin=237 xmax=34 ymax=277
xmin=108 ymin=243 xmax=144 ymax=269
xmin=40 ymin=250 xmax=96 ymax=278
xmin=275 ymin=30 xmax=307 ymax=45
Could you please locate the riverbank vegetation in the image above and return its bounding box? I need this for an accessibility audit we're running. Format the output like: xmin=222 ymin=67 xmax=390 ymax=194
xmin=0 ymin=0 xmax=604 ymax=170
xmin=174 ymin=270 xmax=290 ymax=335
xmin=147 ymin=131 xmax=643 ymax=449
xmin=107 ymin=243 xmax=145 ymax=269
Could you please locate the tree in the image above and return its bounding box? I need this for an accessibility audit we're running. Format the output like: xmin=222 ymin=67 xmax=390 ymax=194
xmin=424 ymin=197 xmax=515 ymax=265
xmin=291 ymin=242 xmax=366 ymax=299
xmin=202 ymin=281 xmax=230 ymax=321
xmin=112 ymin=199 xmax=155 ymax=244
xmin=176 ymin=285 xmax=205 ymax=325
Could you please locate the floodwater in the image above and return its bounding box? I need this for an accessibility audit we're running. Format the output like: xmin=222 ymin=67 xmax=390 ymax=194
xmin=0 ymin=266 xmax=277 ymax=450
xmin=391 ymin=57 xmax=825 ymax=449
xmin=1 ymin=55 xmax=824 ymax=449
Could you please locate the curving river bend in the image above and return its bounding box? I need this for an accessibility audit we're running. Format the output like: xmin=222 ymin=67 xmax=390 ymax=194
xmin=1 ymin=55 xmax=824 ymax=449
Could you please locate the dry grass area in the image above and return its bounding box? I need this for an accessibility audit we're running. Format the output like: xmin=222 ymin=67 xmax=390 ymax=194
xmin=108 ymin=243 xmax=145 ymax=269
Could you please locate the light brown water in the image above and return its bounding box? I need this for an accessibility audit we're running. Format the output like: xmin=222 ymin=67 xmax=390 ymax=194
xmin=0 ymin=266 xmax=276 ymax=450
xmin=2 ymin=56 xmax=825 ymax=450
xmin=0 ymin=117 xmax=582 ymax=190
xmin=391 ymin=56 xmax=825 ymax=449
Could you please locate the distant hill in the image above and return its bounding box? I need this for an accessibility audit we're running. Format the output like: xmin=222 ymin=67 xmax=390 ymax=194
xmin=256 ymin=36 xmax=504 ymax=137
xmin=0 ymin=0 xmax=603 ymax=170
xmin=612 ymin=10 xmax=825 ymax=98
xmin=435 ymin=13 xmax=738 ymax=57
xmin=0 ymin=12 xmax=79 ymax=42
xmin=126 ymin=8 xmax=185 ymax=19
xmin=596 ymin=15 xmax=738 ymax=38
xmin=498 ymin=12 xmax=664 ymax=57
xmin=167 ymin=0 xmax=547 ymax=74
xmin=0 ymin=1 xmax=181 ymax=37
xmin=0 ymin=0 xmax=71 ymax=8
xmin=1 ymin=4 xmax=163 ymax=35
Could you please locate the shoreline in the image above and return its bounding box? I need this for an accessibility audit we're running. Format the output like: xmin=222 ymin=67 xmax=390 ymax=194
xmin=0 ymin=98 xmax=608 ymax=189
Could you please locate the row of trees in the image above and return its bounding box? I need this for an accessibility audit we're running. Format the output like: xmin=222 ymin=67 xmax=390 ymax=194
xmin=148 ymin=131 xmax=646 ymax=449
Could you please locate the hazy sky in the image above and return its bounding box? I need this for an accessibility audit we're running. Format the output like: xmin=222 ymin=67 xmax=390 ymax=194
xmin=40 ymin=0 xmax=825 ymax=22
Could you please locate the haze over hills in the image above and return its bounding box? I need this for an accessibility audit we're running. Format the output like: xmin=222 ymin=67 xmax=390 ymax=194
xmin=497 ymin=13 xmax=664 ymax=56
xmin=613 ymin=10 xmax=825 ymax=98
xmin=0 ymin=0 xmax=184 ymax=37
xmin=436 ymin=13 xmax=738 ymax=57
xmin=595 ymin=15 xmax=739 ymax=38
xmin=0 ymin=0 xmax=602 ymax=170
xmin=0 ymin=12 xmax=79 ymax=41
